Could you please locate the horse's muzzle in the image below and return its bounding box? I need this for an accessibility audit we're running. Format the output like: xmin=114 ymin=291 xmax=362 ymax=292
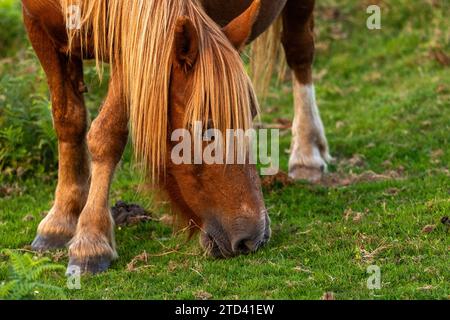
xmin=200 ymin=213 xmax=271 ymax=258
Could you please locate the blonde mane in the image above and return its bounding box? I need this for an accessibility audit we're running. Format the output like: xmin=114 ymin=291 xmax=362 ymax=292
xmin=61 ymin=0 xmax=256 ymax=180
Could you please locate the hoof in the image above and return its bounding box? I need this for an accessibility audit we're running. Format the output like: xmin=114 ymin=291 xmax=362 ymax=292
xmin=66 ymin=256 xmax=112 ymax=275
xmin=31 ymin=234 xmax=71 ymax=252
xmin=289 ymin=165 xmax=324 ymax=183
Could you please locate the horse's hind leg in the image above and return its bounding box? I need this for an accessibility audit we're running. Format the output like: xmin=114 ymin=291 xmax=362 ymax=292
xmin=67 ymin=69 xmax=128 ymax=274
xmin=23 ymin=14 xmax=90 ymax=250
xmin=282 ymin=0 xmax=331 ymax=182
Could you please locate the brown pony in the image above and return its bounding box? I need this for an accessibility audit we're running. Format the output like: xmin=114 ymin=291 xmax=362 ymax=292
xmin=22 ymin=0 xmax=329 ymax=274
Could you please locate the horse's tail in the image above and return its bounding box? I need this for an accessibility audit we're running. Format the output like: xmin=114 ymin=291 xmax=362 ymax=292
xmin=248 ymin=17 xmax=286 ymax=100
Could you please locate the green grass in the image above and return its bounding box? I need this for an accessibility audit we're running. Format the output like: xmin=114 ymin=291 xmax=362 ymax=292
xmin=0 ymin=0 xmax=449 ymax=299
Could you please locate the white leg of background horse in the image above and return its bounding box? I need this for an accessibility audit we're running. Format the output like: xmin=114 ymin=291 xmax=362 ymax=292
xmin=288 ymin=73 xmax=331 ymax=182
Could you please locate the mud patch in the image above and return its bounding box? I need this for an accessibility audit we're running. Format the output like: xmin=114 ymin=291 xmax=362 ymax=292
xmin=321 ymin=169 xmax=403 ymax=187
xmin=261 ymin=171 xmax=294 ymax=191
xmin=339 ymin=154 xmax=366 ymax=168
xmin=254 ymin=117 xmax=292 ymax=130
xmin=261 ymin=165 xmax=403 ymax=190
xmin=321 ymin=153 xmax=404 ymax=187
xmin=111 ymin=201 xmax=154 ymax=226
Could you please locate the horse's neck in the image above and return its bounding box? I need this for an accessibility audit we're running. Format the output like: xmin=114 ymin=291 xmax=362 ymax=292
xmin=201 ymin=0 xmax=287 ymax=42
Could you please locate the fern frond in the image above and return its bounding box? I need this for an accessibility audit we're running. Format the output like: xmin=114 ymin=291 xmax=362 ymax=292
xmin=29 ymin=263 xmax=65 ymax=281
xmin=1 ymin=250 xmax=66 ymax=300
xmin=0 ymin=280 xmax=19 ymax=299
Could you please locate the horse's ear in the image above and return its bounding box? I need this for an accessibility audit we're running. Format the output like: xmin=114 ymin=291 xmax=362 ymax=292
xmin=222 ymin=0 xmax=261 ymax=51
xmin=174 ymin=17 xmax=199 ymax=71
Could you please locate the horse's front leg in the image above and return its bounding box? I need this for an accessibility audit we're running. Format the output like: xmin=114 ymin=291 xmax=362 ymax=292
xmin=24 ymin=14 xmax=90 ymax=251
xmin=68 ymin=71 xmax=128 ymax=274
xmin=282 ymin=0 xmax=331 ymax=182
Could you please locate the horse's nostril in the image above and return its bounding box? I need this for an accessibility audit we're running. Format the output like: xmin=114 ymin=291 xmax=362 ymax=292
xmin=238 ymin=240 xmax=250 ymax=254
xmin=233 ymin=238 xmax=257 ymax=254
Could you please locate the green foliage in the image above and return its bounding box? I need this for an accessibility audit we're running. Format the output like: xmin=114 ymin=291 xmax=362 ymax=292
xmin=0 ymin=250 xmax=66 ymax=300
xmin=0 ymin=0 xmax=26 ymax=57
xmin=0 ymin=1 xmax=110 ymax=181
xmin=0 ymin=1 xmax=57 ymax=180
xmin=0 ymin=2 xmax=110 ymax=181
xmin=0 ymin=54 xmax=112 ymax=180
xmin=0 ymin=53 xmax=57 ymax=181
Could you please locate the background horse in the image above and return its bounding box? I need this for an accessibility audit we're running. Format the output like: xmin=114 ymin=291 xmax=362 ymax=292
xmin=21 ymin=0 xmax=327 ymax=274
xmin=205 ymin=0 xmax=331 ymax=181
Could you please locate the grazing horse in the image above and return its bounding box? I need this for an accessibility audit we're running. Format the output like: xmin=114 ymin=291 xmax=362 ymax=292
xmin=22 ymin=0 xmax=329 ymax=274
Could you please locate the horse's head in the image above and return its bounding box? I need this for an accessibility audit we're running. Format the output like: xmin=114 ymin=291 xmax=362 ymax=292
xmin=164 ymin=1 xmax=270 ymax=258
